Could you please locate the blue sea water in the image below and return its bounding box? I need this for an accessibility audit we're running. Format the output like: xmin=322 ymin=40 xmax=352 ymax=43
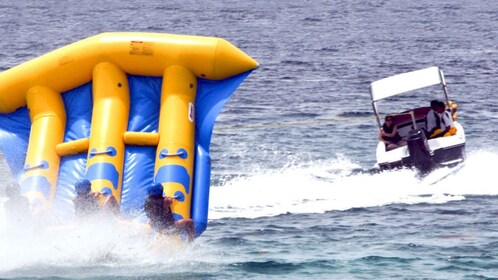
xmin=1 ymin=0 xmax=498 ymax=279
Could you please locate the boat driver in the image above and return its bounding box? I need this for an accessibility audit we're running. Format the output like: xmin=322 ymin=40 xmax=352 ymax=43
xmin=425 ymin=100 xmax=456 ymax=138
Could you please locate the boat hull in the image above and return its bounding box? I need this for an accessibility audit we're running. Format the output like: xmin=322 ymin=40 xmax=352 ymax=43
xmin=377 ymin=123 xmax=466 ymax=174
xmin=378 ymin=143 xmax=465 ymax=173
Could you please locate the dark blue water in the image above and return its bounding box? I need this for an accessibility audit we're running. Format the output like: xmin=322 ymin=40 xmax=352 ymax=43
xmin=1 ymin=0 xmax=498 ymax=279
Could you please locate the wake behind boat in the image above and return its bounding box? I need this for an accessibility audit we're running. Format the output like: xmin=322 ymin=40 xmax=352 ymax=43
xmin=370 ymin=66 xmax=465 ymax=174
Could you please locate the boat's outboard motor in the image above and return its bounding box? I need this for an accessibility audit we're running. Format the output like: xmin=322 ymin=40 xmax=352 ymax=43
xmin=406 ymin=128 xmax=433 ymax=173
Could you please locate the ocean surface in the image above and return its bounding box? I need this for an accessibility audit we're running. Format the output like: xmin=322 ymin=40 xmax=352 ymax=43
xmin=1 ymin=0 xmax=498 ymax=279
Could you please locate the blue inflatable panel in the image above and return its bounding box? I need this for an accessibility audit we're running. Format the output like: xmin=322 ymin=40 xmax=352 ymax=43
xmin=0 ymin=71 xmax=252 ymax=235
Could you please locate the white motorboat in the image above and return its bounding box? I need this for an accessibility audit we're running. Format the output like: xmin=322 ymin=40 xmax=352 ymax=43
xmin=370 ymin=66 xmax=466 ymax=174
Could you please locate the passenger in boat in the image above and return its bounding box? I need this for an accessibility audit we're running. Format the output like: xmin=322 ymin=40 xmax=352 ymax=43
xmin=73 ymin=179 xmax=100 ymax=218
xmin=3 ymin=181 xmax=31 ymax=224
xmin=426 ymin=101 xmax=456 ymax=139
xmin=379 ymin=115 xmax=406 ymax=151
xmin=144 ymin=183 xmax=195 ymax=240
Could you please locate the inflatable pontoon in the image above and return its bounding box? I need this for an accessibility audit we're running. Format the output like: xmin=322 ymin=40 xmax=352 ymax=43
xmin=0 ymin=32 xmax=258 ymax=237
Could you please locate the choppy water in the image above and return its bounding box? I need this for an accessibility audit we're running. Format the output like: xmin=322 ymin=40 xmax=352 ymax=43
xmin=1 ymin=0 xmax=498 ymax=279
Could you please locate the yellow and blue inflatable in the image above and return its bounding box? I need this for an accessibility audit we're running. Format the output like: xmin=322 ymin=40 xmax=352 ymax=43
xmin=0 ymin=32 xmax=258 ymax=237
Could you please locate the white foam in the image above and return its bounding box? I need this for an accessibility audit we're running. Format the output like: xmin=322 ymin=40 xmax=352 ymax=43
xmin=0 ymin=149 xmax=496 ymax=274
xmin=208 ymin=149 xmax=498 ymax=219
xmin=0 ymin=219 xmax=226 ymax=277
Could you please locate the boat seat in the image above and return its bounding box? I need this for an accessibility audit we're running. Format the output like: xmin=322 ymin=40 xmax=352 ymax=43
xmin=389 ymin=107 xmax=431 ymax=139
xmin=385 ymin=104 xmax=457 ymax=140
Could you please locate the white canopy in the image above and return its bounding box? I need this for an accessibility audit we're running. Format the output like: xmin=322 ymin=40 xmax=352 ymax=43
xmin=370 ymin=66 xmax=444 ymax=102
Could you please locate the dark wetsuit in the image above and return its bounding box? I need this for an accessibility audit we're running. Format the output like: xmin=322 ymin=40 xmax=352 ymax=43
xmin=382 ymin=123 xmax=402 ymax=144
xmin=73 ymin=193 xmax=100 ymax=218
xmin=144 ymin=195 xmax=175 ymax=234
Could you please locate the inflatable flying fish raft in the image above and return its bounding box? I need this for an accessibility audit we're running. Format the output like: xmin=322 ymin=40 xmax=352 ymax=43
xmin=0 ymin=32 xmax=258 ymax=237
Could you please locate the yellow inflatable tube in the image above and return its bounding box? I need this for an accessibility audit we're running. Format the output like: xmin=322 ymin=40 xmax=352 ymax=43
xmin=155 ymin=65 xmax=197 ymax=220
xmin=22 ymin=86 xmax=66 ymax=206
xmin=0 ymin=32 xmax=258 ymax=113
xmin=86 ymin=62 xmax=130 ymax=201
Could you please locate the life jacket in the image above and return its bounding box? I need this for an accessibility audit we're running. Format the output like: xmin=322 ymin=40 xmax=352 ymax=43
xmin=433 ymin=110 xmax=453 ymax=129
xmin=429 ymin=111 xmax=457 ymax=138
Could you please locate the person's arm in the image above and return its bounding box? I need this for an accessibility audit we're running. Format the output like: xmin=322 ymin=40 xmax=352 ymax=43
xmin=431 ymin=114 xmax=448 ymax=138
xmin=432 ymin=129 xmax=445 ymax=138
xmin=175 ymin=219 xmax=196 ymax=241
xmin=429 ymin=127 xmax=438 ymax=136
xmin=442 ymin=122 xmax=451 ymax=134
xmin=381 ymin=126 xmax=398 ymax=137
xmin=103 ymin=196 xmax=120 ymax=215
xmin=428 ymin=117 xmax=440 ymax=135
xmin=378 ymin=128 xmax=389 ymax=144
xmin=440 ymin=125 xmax=451 ymax=135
